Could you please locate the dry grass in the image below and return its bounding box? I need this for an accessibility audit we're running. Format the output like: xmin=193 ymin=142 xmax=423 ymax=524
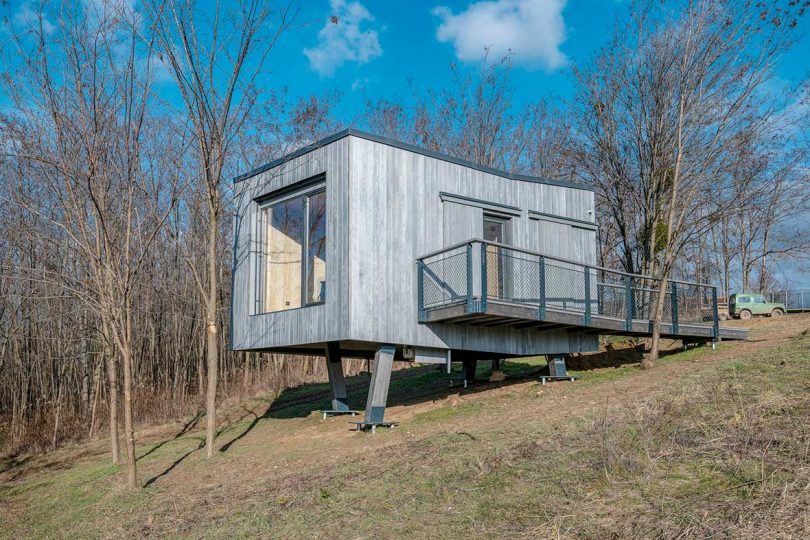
xmin=1 ymin=315 xmax=808 ymax=539
xmin=0 ymin=354 xmax=376 ymax=456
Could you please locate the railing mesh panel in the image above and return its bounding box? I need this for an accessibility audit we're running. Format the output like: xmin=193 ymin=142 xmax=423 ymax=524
xmin=486 ymin=249 xmax=541 ymax=305
xmin=544 ymin=260 xmax=587 ymax=313
xmin=595 ymin=270 xmax=628 ymax=319
xmin=417 ymin=241 xmax=719 ymax=333
xmin=422 ymin=248 xmax=467 ymax=308
xmin=766 ymin=289 xmax=810 ymax=311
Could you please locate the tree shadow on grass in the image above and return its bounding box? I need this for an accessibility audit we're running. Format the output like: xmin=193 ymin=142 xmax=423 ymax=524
xmin=138 ymin=409 xmax=205 ymax=462
xmin=215 ymin=359 xmax=552 ymax=454
xmin=143 ymin=439 xmax=205 ymax=488
xmin=142 ymin=418 xmax=244 ymax=488
xmin=566 ymin=343 xmax=683 ymax=370
xmin=0 ymin=454 xmax=34 ymax=477
xmin=149 ymin=343 xmax=699 ymax=484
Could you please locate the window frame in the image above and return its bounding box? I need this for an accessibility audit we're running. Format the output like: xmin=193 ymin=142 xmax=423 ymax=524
xmin=255 ymin=180 xmax=327 ymax=314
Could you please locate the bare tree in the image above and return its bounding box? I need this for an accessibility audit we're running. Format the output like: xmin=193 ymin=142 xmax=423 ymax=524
xmin=0 ymin=1 xmax=179 ymax=488
xmin=362 ymin=53 xmax=572 ymax=179
xmin=146 ymin=0 xmax=296 ymax=458
xmin=572 ymin=0 xmax=807 ymax=367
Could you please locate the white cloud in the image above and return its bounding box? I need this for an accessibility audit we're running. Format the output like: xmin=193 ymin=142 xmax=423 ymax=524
xmin=352 ymin=76 xmax=377 ymax=91
xmin=304 ymin=0 xmax=382 ymax=77
xmin=433 ymin=0 xmax=568 ymax=70
xmin=139 ymin=52 xmax=175 ymax=85
xmin=12 ymin=2 xmax=56 ymax=34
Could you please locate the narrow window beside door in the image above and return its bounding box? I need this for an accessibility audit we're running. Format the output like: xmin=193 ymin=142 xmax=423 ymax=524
xmin=484 ymin=216 xmax=507 ymax=300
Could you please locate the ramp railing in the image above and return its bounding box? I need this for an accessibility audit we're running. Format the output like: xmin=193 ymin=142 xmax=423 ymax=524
xmin=417 ymin=239 xmax=720 ymax=338
xmin=765 ymin=289 xmax=810 ymax=312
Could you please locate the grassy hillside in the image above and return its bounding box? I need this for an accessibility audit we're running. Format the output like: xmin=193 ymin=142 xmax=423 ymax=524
xmin=2 ymin=316 xmax=809 ymax=539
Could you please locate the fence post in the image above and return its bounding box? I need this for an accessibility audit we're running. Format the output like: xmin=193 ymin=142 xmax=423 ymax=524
xmin=583 ymin=267 xmax=592 ymax=325
xmin=538 ymin=255 xmax=546 ymax=320
xmin=417 ymin=260 xmax=426 ymax=322
xmin=712 ymin=286 xmax=720 ymax=342
xmin=625 ymin=276 xmax=634 ymax=331
xmin=465 ymin=242 xmax=473 ymax=313
xmin=670 ymin=281 xmax=679 ymax=335
xmin=480 ymin=242 xmax=488 ymax=312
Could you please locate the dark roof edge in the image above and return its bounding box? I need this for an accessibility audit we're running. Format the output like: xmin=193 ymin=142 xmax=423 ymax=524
xmin=232 ymin=128 xmax=594 ymax=192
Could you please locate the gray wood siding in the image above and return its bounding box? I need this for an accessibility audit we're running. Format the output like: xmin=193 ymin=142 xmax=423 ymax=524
xmin=347 ymin=136 xmax=598 ymax=356
xmin=442 ymin=201 xmax=482 ymax=245
xmin=232 ymin=132 xmax=598 ymax=356
xmin=231 ymin=138 xmax=350 ymax=351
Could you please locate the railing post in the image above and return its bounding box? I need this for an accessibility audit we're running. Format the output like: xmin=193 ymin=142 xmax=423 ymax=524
xmin=625 ymin=276 xmax=634 ymax=331
xmin=712 ymin=286 xmax=720 ymax=341
xmin=465 ymin=242 xmax=473 ymax=313
xmin=670 ymin=281 xmax=679 ymax=335
xmin=538 ymin=255 xmax=546 ymax=320
xmin=583 ymin=266 xmax=592 ymax=325
xmin=480 ymin=242 xmax=488 ymax=312
xmin=417 ymin=260 xmax=426 ymax=322
xmin=597 ymin=270 xmax=604 ymax=316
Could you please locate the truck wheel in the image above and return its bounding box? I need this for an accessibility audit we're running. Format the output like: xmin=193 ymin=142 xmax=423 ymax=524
xmin=771 ymin=308 xmax=784 ymax=318
xmin=739 ymin=310 xmax=752 ymax=320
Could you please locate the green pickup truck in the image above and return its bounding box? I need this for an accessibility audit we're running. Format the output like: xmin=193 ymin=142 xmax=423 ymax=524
xmin=728 ymin=293 xmax=786 ymax=320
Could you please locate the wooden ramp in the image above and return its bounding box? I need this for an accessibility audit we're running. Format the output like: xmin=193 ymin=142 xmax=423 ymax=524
xmin=417 ymin=240 xmax=747 ymax=343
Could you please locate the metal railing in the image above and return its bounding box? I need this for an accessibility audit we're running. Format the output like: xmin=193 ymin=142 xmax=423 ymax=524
xmin=765 ymin=289 xmax=810 ymax=312
xmin=416 ymin=239 xmax=720 ymax=338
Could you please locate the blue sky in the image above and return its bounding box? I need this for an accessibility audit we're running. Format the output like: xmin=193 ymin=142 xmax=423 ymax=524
xmin=269 ymin=0 xmax=810 ymax=121
xmin=2 ymin=0 xmax=809 ymax=287
xmin=2 ymin=1 xmax=808 ymax=118
xmin=276 ymin=0 xmax=635 ymax=116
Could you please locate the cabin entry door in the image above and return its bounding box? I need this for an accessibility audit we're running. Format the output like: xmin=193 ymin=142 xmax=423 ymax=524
xmin=483 ymin=216 xmax=508 ymax=300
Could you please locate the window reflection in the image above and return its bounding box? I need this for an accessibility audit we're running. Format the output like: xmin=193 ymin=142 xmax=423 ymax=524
xmin=307 ymin=191 xmax=327 ymax=303
xmin=261 ymin=188 xmax=326 ymax=313
xmin=264 ymin=197 xmax=304 ymax=312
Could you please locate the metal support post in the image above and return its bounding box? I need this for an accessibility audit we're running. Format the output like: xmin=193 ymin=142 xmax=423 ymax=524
xmin=364 ymin=344 xmax=396 ymax=425
xmin=538 ymin=255 xmax=546 ymax=320
xmin=480 ymin=242 xmax=488 ymax=311
xmin=670 ymin=282 xmax=679 ymax=335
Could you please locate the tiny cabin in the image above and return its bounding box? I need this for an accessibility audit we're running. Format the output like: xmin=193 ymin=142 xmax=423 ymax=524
xmin=231 ymin=129 xmax=600 ymax=428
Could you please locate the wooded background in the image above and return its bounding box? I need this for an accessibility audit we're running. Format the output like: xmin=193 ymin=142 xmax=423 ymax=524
xmin=0 ymin=0 xmax=807 ymax=488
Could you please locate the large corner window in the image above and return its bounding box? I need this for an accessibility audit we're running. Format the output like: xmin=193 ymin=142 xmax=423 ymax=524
xmin=259 ymin=186 xmax=326 ymax=313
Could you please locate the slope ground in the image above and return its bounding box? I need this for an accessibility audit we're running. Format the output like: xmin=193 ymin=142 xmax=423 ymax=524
xmin=1 ymin=315 xmax=809 ymax=539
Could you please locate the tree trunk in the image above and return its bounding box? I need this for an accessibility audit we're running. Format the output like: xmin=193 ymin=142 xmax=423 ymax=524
xmin=88 ymin=357 xmax=102 ymax=438
xmin=51 ymin=382 xmax=63 ymax=450
xmin=104 ymin=331 xmax=121 ymax=464
xmin=205 ymin=207 xmax=219 ymax=459
xmin=243 ymin=351 xmax=251 ymax=393
xmin=81 ymin=349 xmax=90 ymax=411
xmin=643 ymin=275 xmax=670 ymax=370
xmin=758 ymin=227 xmax=771 ymax=292
xmin=120 ymin=304 xmax=138 ymax=489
